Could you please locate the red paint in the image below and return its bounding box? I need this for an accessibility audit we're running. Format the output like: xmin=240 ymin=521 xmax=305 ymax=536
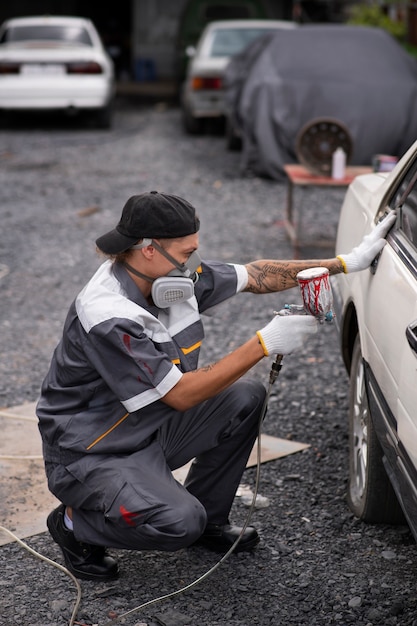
xmin=120 ymin=504 xmax=139 ymax=527
xmin=140 ymin=359 xmax=153 ymax=376
xmin=123 ymin=334 xmax=154 ymax=376
xmin=298 ymin=271 xmax=331 ymax=317
xmin=123 ymin=333 xmax=132 ymax=352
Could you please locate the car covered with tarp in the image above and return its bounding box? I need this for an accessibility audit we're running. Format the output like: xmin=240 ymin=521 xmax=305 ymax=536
xmin=223 ymin=25 xmax=417 ymax=179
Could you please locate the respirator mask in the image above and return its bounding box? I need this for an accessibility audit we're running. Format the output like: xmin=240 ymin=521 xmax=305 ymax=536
xmin=126 ymin=238 xmax=201 ymax=308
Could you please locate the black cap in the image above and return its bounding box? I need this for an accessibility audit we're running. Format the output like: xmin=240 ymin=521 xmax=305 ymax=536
xmin=96 ymin=191 xmax=200 ymax=254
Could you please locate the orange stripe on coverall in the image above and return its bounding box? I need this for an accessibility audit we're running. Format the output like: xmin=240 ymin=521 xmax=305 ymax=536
xmin=86 ymin=412 xmax=130 ymax=450
xmin=181 ymin=340 xmax=202 ymax=355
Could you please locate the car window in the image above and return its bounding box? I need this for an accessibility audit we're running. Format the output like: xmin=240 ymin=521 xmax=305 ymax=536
xmin=209 ymin=28 xmax=271 ymax=57
xmin=0 ymin=25 xmax=93 ymax=46
xmin=390 ymin=160 xmax=417 ymax=246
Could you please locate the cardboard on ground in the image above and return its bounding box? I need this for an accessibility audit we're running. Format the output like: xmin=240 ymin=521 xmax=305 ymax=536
xmin=0 ymin=402 xmax=309 ymax=546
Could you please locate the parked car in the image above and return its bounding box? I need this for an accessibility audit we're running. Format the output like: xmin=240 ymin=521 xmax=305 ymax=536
xmin=180 ymin=19 xmax=295 ymax=134
xmin=332 ymin=138 xmax=417 ymax=539
xmin=0 ymin=15 xmax=115 ymax=128
xmin=223 ymin=24 xmax=417 ymax=178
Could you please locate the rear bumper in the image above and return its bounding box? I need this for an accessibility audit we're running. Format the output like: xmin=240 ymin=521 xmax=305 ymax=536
xmin=185 ymin=90 xmax=226 ymax=118
xmin=0 ymin=77 xmax=114 ymax=110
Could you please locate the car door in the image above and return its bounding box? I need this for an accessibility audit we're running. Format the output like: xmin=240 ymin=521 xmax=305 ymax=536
xmin=387 ymin=161 xmax=417 ymax=469
xmin=359 ymin=219 xmax=411 ymax=430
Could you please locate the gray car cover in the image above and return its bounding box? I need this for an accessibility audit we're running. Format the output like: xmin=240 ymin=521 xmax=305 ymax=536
xmin=224 ymin=25 xmax=417 ymax=180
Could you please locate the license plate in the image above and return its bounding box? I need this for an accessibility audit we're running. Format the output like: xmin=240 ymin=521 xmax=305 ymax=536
xmin=21 ymin=64 xmax=65 ymax=76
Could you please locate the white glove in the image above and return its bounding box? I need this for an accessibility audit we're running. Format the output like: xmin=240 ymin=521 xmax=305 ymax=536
xmin=337 ymin=211 xmax=396 ymax=273
xmin=257 ymin=315 xmax=318 ymax=356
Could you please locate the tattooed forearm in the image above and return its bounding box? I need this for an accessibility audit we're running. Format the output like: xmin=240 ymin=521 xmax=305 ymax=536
xmin=246 ymin=261 xmax=296 ymax=293
xmin=244 ymin=258 xmax=343 ymax=294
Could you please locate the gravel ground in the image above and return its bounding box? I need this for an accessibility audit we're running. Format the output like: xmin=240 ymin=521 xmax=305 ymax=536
xmin=1 ymin=99 xmax=417 ymax=626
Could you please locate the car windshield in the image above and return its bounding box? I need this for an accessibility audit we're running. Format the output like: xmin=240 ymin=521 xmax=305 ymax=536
xmin=0 ymin=25 xmax=93 ymax=46
xmin=209 ymin=28 xmax=271 ymax=57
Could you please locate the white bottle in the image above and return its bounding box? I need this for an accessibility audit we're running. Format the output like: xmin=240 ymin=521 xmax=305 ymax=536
xmin=331 ymin=147 xmax=346 ymax=180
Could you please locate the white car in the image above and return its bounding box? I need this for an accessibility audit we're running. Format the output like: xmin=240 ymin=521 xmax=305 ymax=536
xmin=180 ymin=19 xmax=295 ymax=134
xmin=332 ymin=138 xmax=417 ymax=539
xmin=0 ymin=15 xmax=115 ymax=128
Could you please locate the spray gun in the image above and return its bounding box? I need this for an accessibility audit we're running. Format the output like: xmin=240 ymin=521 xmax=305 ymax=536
xmin=269 ymin=267 xmax=334 ymax=384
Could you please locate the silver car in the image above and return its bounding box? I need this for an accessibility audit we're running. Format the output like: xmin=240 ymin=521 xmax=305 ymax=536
xmin=0 ymin=15 xmax=115 ymax=128
xmin=180 ymin=19 xmax=295 ymax=134
xmin=332 ymin=139 xmax=417 ymax=538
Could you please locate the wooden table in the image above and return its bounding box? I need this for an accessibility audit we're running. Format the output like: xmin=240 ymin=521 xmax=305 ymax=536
xmin=283 ymin=164 xmax=373 ymax=254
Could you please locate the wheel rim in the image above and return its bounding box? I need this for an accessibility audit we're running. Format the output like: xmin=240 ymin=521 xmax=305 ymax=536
xmin=351 ymin=355 xmax=368 ymax=501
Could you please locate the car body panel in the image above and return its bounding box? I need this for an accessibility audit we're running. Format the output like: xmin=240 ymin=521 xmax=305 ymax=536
xmin=397 ymin=290 xmax=417 ymax=467
xmin=332 ymin=137 xmax=417 ymax=539
xmin=0 ymin=16 xmax=114 ymax=112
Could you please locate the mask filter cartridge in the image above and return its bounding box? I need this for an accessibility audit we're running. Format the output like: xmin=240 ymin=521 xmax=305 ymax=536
xmin=151 ymin=277 xmax=195 ymax=308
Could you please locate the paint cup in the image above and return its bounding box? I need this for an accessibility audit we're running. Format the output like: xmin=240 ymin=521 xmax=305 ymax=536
xmin=296 ymin=267 xmax=333 ymax=322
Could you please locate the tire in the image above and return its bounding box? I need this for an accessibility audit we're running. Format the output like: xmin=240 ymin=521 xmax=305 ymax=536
xmin=347 ymin=335 xmax=405 ymax=524
xmin=94 ymin=103 xmax=113 ymax=130
xmin=225 ymin=116 xmax=242 ymax=151
xmin=181 ymin=105 xmax=204 ymax=135
xmin=0 ymin=110 xmax=8 ymax=129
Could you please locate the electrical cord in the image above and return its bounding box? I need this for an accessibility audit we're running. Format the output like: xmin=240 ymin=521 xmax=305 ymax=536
xmin=100 ymin=359 xmax=282 ymax=625
xmin=0 ymin=356 xmax=283 ymax=626
xmin=101 ymin=359 xmax=281 ymax=626
xmin=0 ymin=525 xmax=82 ymax=626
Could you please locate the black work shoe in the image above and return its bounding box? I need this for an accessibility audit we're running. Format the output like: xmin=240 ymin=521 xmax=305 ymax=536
xmin=47 ymin=505 xmax=119 ymax=581
xmin=195 ymin=523 xmax=260 ymax=553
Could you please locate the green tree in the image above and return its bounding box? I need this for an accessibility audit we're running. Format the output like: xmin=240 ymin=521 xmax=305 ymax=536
xmin=348 ymin=3 xmax=406 ymax=41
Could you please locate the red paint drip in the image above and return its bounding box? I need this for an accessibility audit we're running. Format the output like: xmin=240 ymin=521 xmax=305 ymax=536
xmin=123 ymin=334 xmax=132 ymax=352
xmin=299 ymin=273 xmax=330 ymax=317
xmin=120 ymin=504 xmax=138 ymax=527
xmin=139 ymin=359 xmax=153 ymax=376
xmin=123 ymin=334 xmax=154 ymax=376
